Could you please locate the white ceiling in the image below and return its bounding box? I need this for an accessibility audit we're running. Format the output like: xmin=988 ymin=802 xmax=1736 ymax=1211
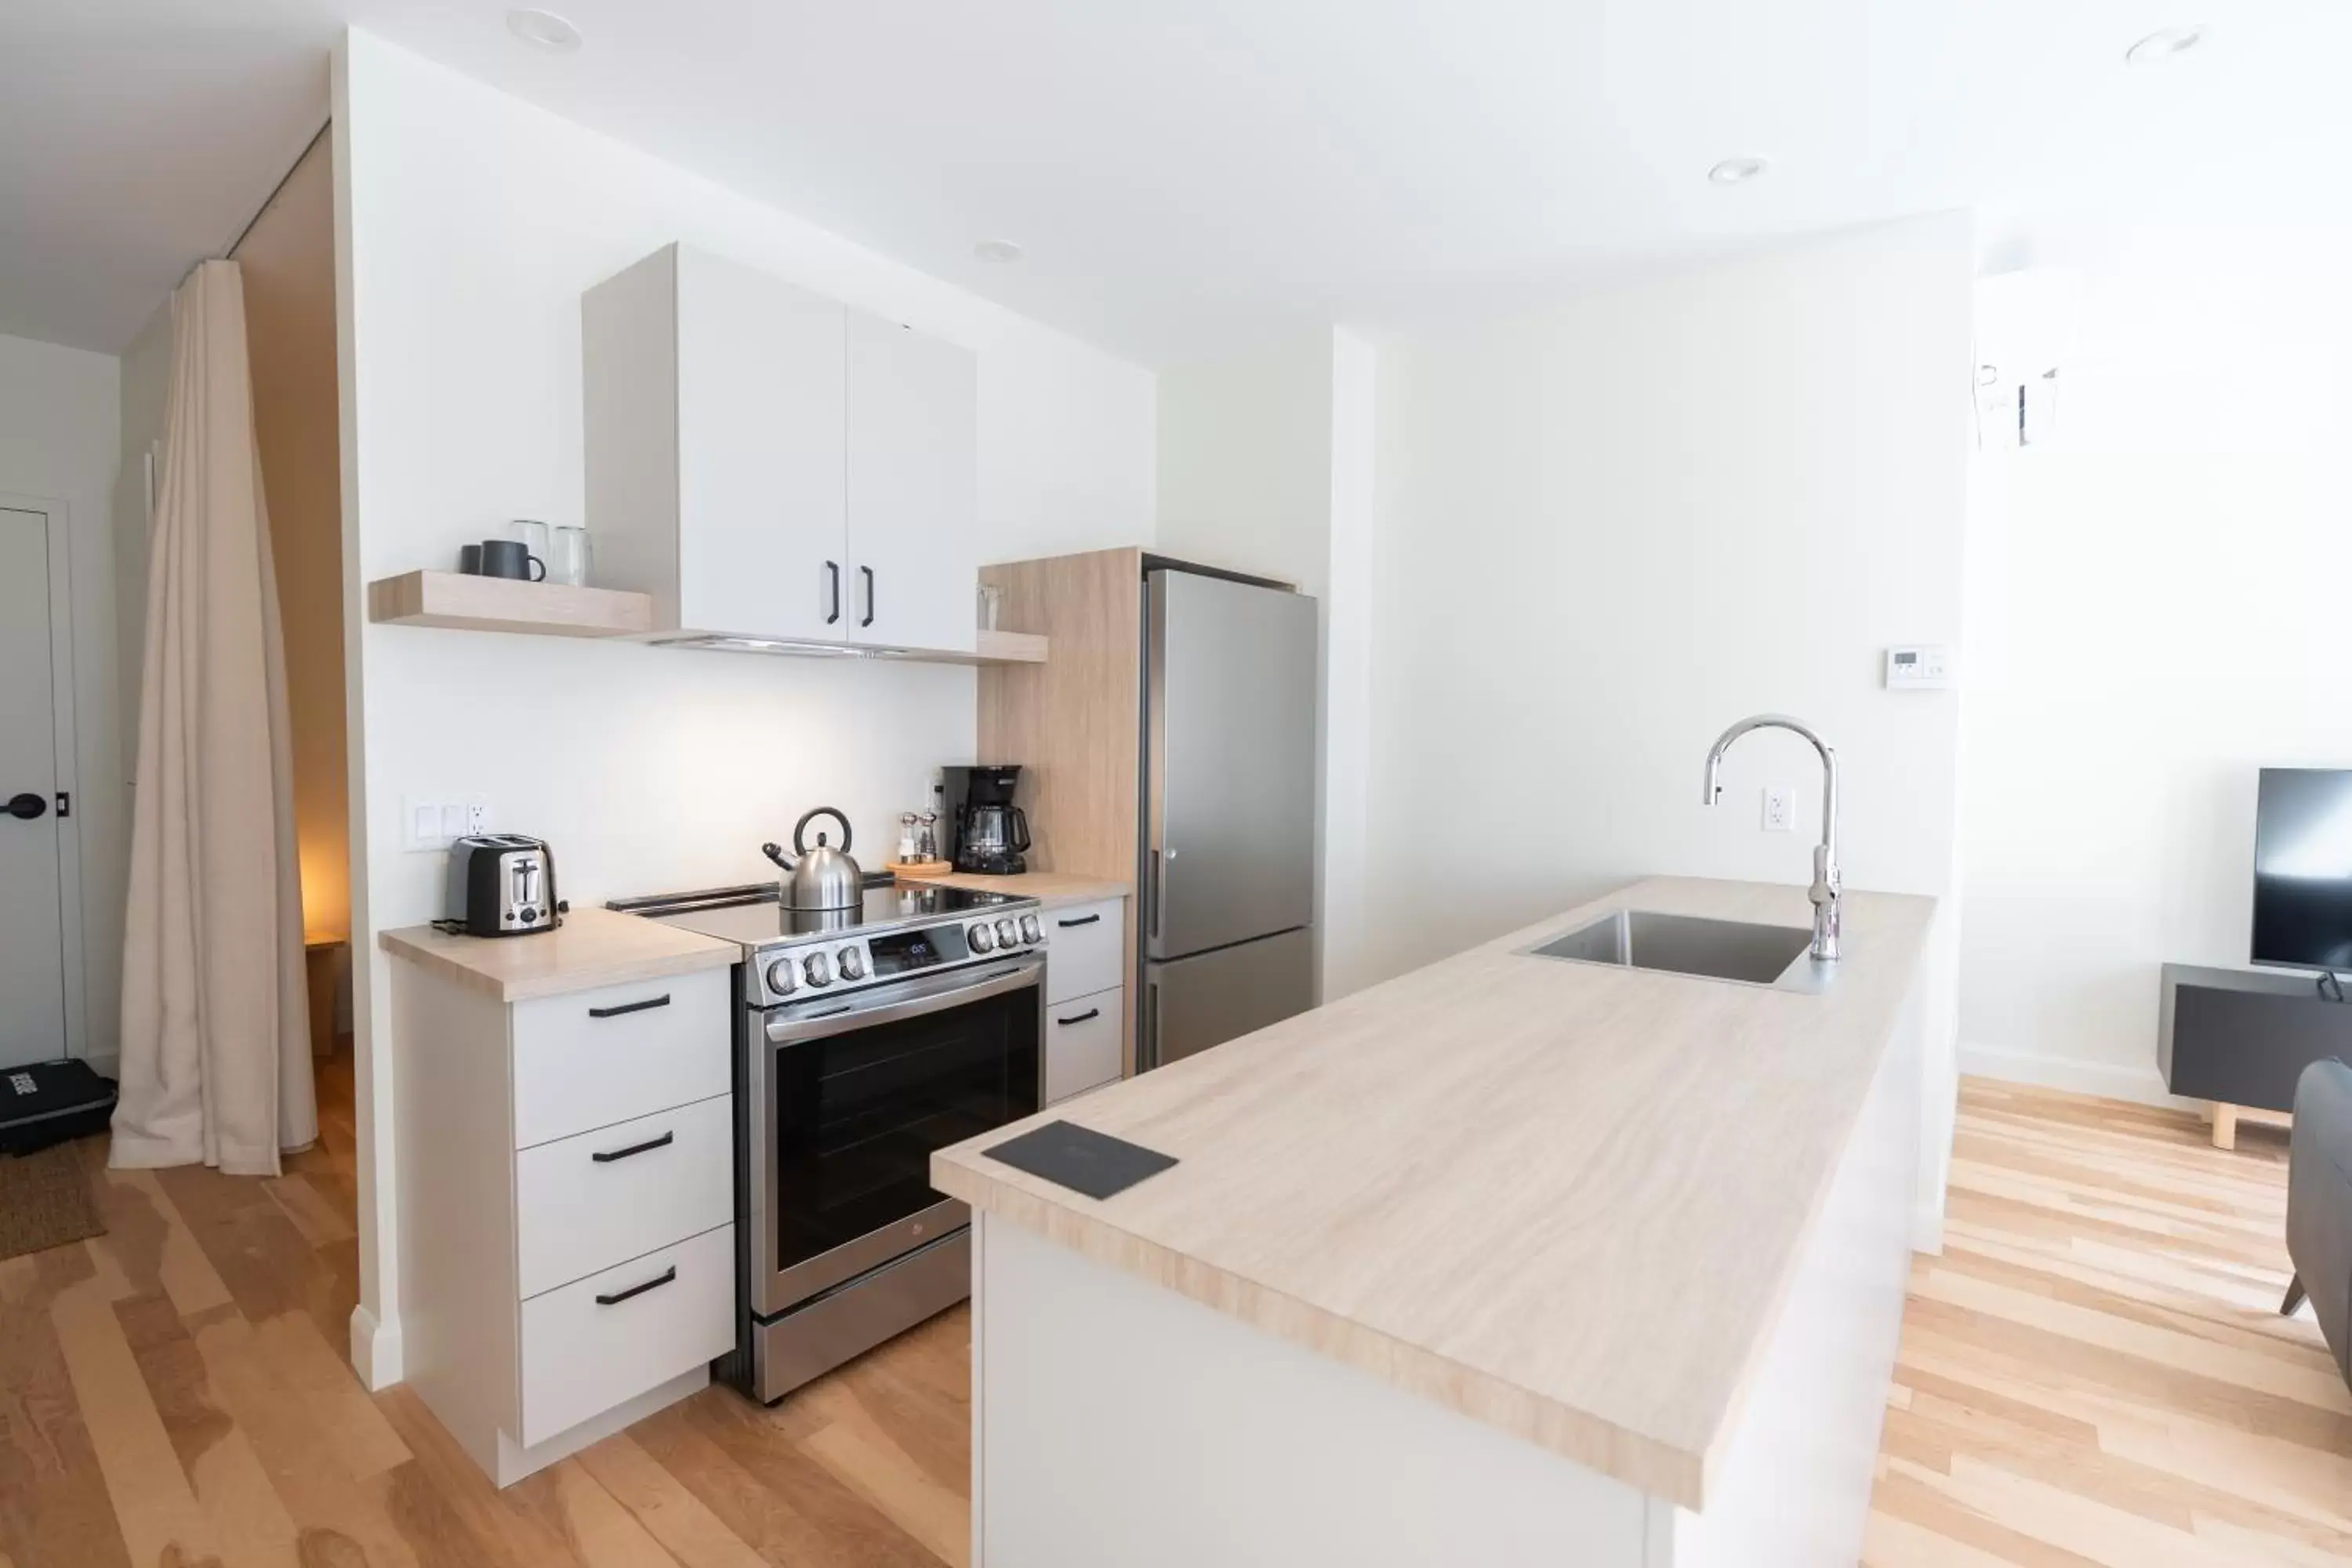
xmin=3 ymin=0 xmax=2344 ymax=361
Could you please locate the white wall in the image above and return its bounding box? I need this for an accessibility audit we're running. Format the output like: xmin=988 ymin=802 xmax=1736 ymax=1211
xmin=335 ymin=29 xmax=1156 ymax=1383
xmin=1367 ymin=214 xmax=1973 ymax=1235
xmin=1958 ymin=185 xmax=2352 ymax=1102
xmin=1159 ymin=334 xmax=1337 ymax=593
xmin=0 ymin=331 xmax=126 ymax=1068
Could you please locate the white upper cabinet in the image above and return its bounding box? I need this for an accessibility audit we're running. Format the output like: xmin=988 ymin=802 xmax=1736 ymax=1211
xmin=584 ymin=245 xmax=978 ymax=652
xmin=846 ymin=310 xmax=978 ymax=653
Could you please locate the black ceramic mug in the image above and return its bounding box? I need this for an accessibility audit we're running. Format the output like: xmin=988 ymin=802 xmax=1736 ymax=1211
xmin=479 ymin=539 xmax=545 ymax=581
xmin=456 ymin=543 xmax=483 ymax=575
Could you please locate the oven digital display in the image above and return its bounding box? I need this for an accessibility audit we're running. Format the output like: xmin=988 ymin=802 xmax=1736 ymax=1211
xmin=869 ymin=926 xmax=968 ymax=977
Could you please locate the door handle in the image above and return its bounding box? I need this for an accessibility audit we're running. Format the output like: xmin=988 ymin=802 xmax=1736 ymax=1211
xmin=860 ymin=566 xmax=876 ymax=628
xmin=5 ymin=793 xmax=47 ymax=821
xmin=587 ymin=993 xmax=670 ymax=1019
xmin=594 ymin=1266 xmax=677 ymax=1306
xmin=1145 ymin=978 xmax=1161 ymax=1071
xmin=590 ymin=1131 xmax=675 ymax=1163
xmin=826 ymin=561 xmax=841 ymax=625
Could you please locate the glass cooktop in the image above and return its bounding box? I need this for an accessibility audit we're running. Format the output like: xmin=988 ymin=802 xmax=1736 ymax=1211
xmin=613 ymin=880 xmax=1029 ymax=953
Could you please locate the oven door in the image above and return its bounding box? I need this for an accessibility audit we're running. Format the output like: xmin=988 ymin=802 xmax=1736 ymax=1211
xmin=748 ymin=954 xmax=1042 ymax=1318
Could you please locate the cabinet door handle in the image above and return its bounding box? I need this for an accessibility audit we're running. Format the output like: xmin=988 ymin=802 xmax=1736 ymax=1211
xmin=1057 ymin=913 xmax=1102 ymax=928
xmin=590 ymin=1131 xmax=674 ymax=1163
xmin=1055 ymin=1007 xmax=1101 ymax=1027
xmin=826 ymin=561 xmax=841 ymax=625
xmin=860 ymin=565 xmax=876 ymax=628
xmin=595 ymin=1266 xmax=677 ymax=1306
xmin=588 ymin=993 xmax=670 ymax=1019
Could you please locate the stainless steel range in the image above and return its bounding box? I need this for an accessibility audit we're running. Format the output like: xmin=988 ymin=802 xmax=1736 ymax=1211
xmin=609 ymin=879 xmax=1046 ymax=1403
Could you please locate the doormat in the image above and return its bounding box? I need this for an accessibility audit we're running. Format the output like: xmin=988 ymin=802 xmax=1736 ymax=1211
xmin=0 ymin=1142 xmax=106 ymax=1262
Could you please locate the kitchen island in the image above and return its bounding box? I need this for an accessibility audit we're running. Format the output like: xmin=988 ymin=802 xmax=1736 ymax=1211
xmin=931 ymin=876 xmax=1936 ymax=1568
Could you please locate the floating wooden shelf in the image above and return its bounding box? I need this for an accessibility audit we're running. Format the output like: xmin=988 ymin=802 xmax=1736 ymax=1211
xmin=367 ymin=571 xmax=654 ymax=638
xmin=968 ymin=630 xmax=1049 ymax=665
xmin=367 ymin=570 xmax=1050 ymax=664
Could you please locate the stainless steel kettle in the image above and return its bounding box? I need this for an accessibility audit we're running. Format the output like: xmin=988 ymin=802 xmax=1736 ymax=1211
xmin=763 ymin=808 xmax=865 ymax=911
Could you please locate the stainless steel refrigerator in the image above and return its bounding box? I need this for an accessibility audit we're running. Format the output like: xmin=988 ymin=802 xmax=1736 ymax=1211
xmin=1138 ymin=564 xmax=1319 ymax=1070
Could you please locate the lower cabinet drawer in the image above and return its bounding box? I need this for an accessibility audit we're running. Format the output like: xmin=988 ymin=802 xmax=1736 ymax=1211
xmin=1045 ymin=987 xmax=1123 ymax=1103
xmin=515 ymin=1094 xmax=733 ymax=1299
xmin=1045 ymin=899 xmax=1124 ymax=1004
xmin=518 ymin=1223 xmax=735 ymax=1447
xmin=512 ymin=970 xmax=730 ymax=1149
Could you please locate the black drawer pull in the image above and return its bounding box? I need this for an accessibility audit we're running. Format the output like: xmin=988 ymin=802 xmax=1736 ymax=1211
xmin=1055 ymin=1007 xmax=1102 ymax=1026
xmin=595 ymin=1266 xmax=677 ymax=1306
xmin=590 ymin=1131 xmax=674 ymax=1163
xmin=1057 ymin=913 xmax=1102 ymax=928
xmin=588 ymin=993 xmax=671 ymax=1019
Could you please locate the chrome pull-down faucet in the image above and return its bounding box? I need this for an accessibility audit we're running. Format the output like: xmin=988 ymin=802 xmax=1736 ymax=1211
xmin=1702 ymin=714 xmax=1842 ymax=963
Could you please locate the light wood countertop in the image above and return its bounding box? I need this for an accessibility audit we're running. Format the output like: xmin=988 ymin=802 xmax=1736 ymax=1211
xmin=932 ymin=875 xmax=1936 ymax=1510
xmin=895 ymin=869 xmax=1131 ymax=909
xmin=379 ymin=906 xmax=738 ymax=1002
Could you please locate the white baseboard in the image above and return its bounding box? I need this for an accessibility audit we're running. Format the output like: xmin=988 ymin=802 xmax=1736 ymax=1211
xmin=1911 ymin=1200 xmax=1944 ymax=1258
xmin=350 ymin=1303 xmax=404 ymax=1390
xmin=1957 ymin=1042 xmax=2204 ymax=1112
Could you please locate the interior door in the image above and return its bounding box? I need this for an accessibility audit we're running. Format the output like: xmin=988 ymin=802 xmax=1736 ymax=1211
xmin=1145 ymin=570 xmax=1319 ymax=960
xmin=844 ymin=310 xmax=977 ymax=653
xmin=674 ymin=247 xmax=848 ymax=641
xmin=0 ymin=508 xmax=67 ymax=1069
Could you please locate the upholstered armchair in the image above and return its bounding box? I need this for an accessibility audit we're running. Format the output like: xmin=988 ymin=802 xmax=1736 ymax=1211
xmin=2282 ymin=1058 xmax=2352 ymax=1391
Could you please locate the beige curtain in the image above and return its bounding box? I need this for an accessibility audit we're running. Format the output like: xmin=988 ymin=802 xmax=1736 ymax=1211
xmin=111 ymin=260 xmax=317 ymax=1177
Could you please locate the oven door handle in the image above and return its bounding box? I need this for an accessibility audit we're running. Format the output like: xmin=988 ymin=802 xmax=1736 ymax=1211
xmin=764 ymin=960 xmax=1040 ymax=1045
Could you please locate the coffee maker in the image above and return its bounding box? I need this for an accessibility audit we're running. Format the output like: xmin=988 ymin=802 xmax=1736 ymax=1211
xmin=942 ymin=764 xmax=1031 ymax=875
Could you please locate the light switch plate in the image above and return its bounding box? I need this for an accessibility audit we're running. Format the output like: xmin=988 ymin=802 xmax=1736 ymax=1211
xmin=1884 ymin=644 xmax=1955 ymax=690
xmin=404 ymin=793 xmax=494 ymax=851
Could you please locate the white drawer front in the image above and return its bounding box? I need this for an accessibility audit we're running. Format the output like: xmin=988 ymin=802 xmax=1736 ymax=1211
xmin=1045 ymin=899 xmax=1123 ymax=1004
xmin=519 ymin=1222 xmax=735 ymax=1447
xmin=516 ymin=1094 xmax=734 ymax=1299
xmin=1046 ymin=986 xmax=1123 ymax=1104
xmin=512 ymin=970 xmax=730 ymax=1149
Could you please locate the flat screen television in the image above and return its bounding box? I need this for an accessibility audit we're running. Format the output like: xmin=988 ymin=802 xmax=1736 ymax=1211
xmin=2252 ymin=768 xmax=2352 ymax=972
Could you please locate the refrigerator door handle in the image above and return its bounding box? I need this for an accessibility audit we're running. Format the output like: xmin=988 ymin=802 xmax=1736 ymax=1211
xmin=1149 ymin=848 xmax=1164 ymax=942
xmin=1144 ymin=975 xmax=1162 ymax=1071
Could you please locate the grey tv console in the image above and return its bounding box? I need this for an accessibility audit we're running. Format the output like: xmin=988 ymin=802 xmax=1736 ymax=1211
xmin=2160 ymin=962 xmax=2352 ymax=1149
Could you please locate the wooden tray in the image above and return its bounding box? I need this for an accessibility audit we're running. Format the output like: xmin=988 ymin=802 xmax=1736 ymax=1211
xmin=888 ymin=860 xmax=955 ymax=879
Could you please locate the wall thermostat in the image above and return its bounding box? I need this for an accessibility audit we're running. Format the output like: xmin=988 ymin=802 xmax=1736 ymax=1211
xmin=1884 ymin=645 xmax=1954 ymax=690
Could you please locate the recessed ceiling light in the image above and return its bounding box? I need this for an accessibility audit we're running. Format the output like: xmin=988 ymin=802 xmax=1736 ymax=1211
xmin=506 ymin=9 xmax=583 ymax=52
xmin=1708 ymin=157 xmax=1771 ymax=187
xmin=973 ymin=240 xmax=1024 ymax=264
xmin=2125 ymin=25 xmax=2207 ymax=65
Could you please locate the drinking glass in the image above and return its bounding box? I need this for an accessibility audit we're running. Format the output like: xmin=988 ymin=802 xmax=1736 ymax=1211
xmin=511 ymin=519 xmax=551 ymax=563
xmin=550 ymin=524 xmax=592 ymax=587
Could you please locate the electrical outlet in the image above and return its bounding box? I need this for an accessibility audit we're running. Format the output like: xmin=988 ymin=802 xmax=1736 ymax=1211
xmin=404 ymin=793 xmax=494 ymax=851
xmin=1762 ymin=786 xmax=1795 ymax=833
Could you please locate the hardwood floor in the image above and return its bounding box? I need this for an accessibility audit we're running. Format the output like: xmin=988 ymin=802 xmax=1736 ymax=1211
xmin=2 ymin=1068 xmax=2341 ymax=1566
xmin=1864 ymin=1079 xmax=2350 ymax=1566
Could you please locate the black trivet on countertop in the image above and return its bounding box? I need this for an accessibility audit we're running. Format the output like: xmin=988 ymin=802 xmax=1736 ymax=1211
xmin=982 ymin=1120 xmax=1178 ymax=1200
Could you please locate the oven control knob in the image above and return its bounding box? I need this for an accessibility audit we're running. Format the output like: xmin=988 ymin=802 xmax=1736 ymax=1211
xmin=764 ymin=958 xmax=797 ymax=996
xmin=996 ymin=917 xmax=1018 ymax=947
xmin=968 ymin=921 xmax=996 ymax=953
xmin=803 ymin=952 xmax=833 ymax=987
xmin=1019 ymin=914 xmax=1041 ymax=944
xmin=837 ymin=946 xmax=867 ymax=982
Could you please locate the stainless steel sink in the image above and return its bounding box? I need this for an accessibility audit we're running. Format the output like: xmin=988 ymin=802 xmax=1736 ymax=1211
xmin=1524 ymin=909 xmax=1830 ymax=993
